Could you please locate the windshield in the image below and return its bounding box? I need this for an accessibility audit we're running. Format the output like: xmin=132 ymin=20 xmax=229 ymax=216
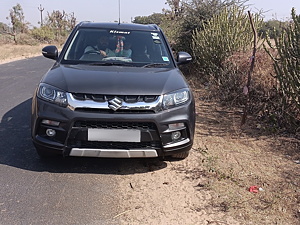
xmin=62 ymin=28 xmax=174 ymax=67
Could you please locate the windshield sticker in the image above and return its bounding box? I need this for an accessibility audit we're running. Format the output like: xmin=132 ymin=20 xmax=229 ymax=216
xmin=153 ymin=39 xmax=161 ymax=44
xmin=109 ymin=30 xmax=131 ymax=35
xmin=162 ymin=56 xmax=169 ymax=62
xmin=151 ymin=32 xmax=160 ymax=40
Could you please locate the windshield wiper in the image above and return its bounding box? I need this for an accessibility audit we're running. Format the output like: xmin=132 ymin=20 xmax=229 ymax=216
xmin=142 ymin=63 xmax=169 ymax=68
xmin=89 ymin=62 xmax=134 ymax=67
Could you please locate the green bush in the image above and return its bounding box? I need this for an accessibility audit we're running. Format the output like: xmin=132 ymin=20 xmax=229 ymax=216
xmin=259 ymin=19 xmax=287 ymax=39
xmin=191 ymin=6 xmax=262 ymax=81
xmin=16 ymin=33 xmax=38 ymax=45
xmin=0 ymin=34 xmax=15 ymax=44
xmin=265 ymin=8 xmax=300 ymax=131
xmin=30 ymin=26 xmax=55 ymax=43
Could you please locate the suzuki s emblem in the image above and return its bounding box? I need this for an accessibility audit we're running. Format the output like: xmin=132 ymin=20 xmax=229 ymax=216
xmin=108 ymin=97 xmax=123 ymax=111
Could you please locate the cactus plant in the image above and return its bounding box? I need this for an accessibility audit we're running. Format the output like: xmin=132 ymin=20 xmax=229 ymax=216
xmin=192 ymin=6 xmax=262 ymax=77
xmin=266 ymin=8 xmax=300 ymax=109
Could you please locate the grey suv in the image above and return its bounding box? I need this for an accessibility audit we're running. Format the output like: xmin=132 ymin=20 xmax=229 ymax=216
xmin=31 ymin=22 xmax=195 ymax=159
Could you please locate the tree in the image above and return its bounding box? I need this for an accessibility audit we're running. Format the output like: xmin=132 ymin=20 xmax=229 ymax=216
xmin=4 ymin=3 xmax=29 ymax=43
xmin=44 ymin=10 xmax=77 ymax=40
xmin=165 ymin=0 xmax=184 ymax=19
xmin=133 ymin=13 xmax=165 ymax=25
xmin=6 ymin=4 xmax=28 ymax=34
xmin=162 ymin=0 xmax=248 ymax=51
xmin=259 ymin=19 xmax=287 ymax=39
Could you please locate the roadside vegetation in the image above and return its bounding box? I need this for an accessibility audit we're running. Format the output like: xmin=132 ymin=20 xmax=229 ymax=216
xmin=0 ymin=3 xmax=74 ymax=45
xmin=0 ymin=0 xmax=299 ymax=224
xmin=135 ymin=0 xmax=299 ymax=135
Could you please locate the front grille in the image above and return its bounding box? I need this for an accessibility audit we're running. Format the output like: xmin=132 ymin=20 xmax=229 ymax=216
xmin=68 ymin=121 xmax=161 ymax=150
xmin=69 ymin=141 xmax=161 ymax=149
xmin=72 ymin=93 xmax=159 ymax=103
xmin=74 ymin=108 xmax=155 ymax=114
xmin=74 ymin=121 xmax=157 ymax=130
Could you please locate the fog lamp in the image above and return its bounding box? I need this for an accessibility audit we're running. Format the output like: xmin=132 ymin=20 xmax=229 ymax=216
xmin=168 ymin=123 xmax=185 ymax=131
xmin=46 ymin=129 xmax=56 ymax=137
xmin=171 ymin=131 xmax=181 ymax=140
xmin=42 ymin=119 xmax=60 ymax=126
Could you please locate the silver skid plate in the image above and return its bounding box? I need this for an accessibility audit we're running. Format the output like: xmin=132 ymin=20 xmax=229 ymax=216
xmin=69 ymin=148 xmax=158 ymax=158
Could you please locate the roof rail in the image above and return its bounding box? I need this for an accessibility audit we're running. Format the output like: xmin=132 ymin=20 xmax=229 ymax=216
xmin=77 ymin=21 xmax=92 ymax=26
xmin=147 ymin=24 xmax=160 ymax=30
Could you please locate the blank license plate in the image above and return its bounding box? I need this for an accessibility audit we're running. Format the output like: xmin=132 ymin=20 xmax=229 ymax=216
xmin=88 ymin=129 xmax=141 ymax=142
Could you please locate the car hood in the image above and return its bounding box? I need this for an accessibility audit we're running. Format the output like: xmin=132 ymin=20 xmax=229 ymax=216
xmin=41 ymin=64 xmax=189 ymax=95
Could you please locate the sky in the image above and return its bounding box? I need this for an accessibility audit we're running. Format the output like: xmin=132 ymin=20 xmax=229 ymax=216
xmin=0 ymin=0 xmax=300 ymax=27
xmin=246 ymin=0 xmax=300 ymax=21
xmin=0 ymin=0 xmax=170 ymax=27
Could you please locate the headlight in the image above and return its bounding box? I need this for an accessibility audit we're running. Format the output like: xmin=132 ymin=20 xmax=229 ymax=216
xmin=37 ymin=83 xmax=68 ymax=107
xmin=162 ymin=89 xmax=189 ymax=109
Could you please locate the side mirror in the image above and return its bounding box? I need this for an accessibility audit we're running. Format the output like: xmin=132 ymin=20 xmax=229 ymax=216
xmin=42 ymin=45 xmax=58 ymax=60
xmin=177 ymin=51 xmax=192 ymax=65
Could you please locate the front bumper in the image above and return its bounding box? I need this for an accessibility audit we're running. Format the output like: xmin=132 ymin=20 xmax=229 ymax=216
xmin=31 ymin=96 xmax=195 ymax=158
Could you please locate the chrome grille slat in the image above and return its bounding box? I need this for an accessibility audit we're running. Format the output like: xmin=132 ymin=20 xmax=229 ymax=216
xmin=72 ymin=93 xmax=159 ymax=103
xmin=67 ymin=93 xmax=162 ymax=113
xmin=74 ymin=108 xmax=154 ymax=114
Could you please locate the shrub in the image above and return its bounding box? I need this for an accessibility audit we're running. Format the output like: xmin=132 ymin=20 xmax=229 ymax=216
xmin=30 ymin=26 xmax=55 ymax=43
xmin=264 ymin=8 xmax=300 ymax=132
xmin=16 ymin=33 xmax=38 ymax=45
xmin=191 ymin=6 xmax=262 ymax=82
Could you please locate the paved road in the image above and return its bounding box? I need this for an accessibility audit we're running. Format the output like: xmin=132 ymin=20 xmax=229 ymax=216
xmin=0 ymin=56 xmax=126 ymax=225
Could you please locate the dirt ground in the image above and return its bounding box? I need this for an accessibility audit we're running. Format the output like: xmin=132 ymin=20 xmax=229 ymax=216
xmin=1 ymin=49 xmax=299 ymax=225
xmin=0 ymin=44 xmax=45 ymax=64
xmin=116 ymin=89 xmax=300 ymax=225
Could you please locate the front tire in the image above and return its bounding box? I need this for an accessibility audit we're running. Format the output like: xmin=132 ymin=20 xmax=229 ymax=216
xmin=35 ymin=147 xmax=58 ymax=158
xmin=171 ymin=151 xmax=189 ymax=159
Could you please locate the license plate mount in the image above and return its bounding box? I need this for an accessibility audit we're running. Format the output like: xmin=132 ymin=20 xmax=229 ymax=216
xmin=88 ymin=129 xmax=141 ymax=142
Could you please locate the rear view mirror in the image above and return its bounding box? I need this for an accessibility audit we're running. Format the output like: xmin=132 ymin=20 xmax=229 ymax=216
xmin=42 ymin=45 xmax=58 ymax=60
xmin=177 ymin=52 xmax=192 ymax=65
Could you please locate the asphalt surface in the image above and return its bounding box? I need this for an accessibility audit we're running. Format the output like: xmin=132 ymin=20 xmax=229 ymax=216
xmin=0 ymin=56 xmax=126 ymax=225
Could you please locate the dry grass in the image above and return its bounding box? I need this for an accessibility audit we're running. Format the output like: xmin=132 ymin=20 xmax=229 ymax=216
xmin=186 ymin=47 xmax=299 ymax=223
xmin=0 ymin=44 xmax=46 ymax=64
xmin=188 ymin=85 xmax=300 ymax=224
